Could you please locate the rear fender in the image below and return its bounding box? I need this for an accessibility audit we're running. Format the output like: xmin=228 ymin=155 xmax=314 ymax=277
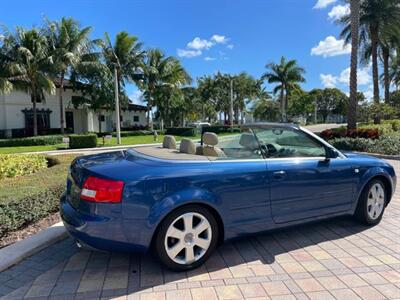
xmin=148 ymin=187 xmax=222 ymax=229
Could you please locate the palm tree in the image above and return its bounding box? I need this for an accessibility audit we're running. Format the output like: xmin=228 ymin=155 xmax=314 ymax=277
xmin=347 ymin=0 xmax=360 ymax=130
xmin=139 ymin=49 xmax=191 ymax=130
xmin=262 ymin=56 xmax=305 ymax=122
xmin=1 ymin=27 xmax=55 ymax=136
xmin=101 ymin=31 xmax=144 ymax=140
xmin=340 ymin=0 xmax=400 ymax=107
xmin=46 ymin=17 xmax=94 ymax=134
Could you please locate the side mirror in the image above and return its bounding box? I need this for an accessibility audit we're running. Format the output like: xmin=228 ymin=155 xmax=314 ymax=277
xmin=325 ymin=147 xmax=339 ymax=160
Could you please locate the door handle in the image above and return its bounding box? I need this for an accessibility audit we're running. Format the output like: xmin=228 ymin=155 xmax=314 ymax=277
xmin=273 ymin=170 xmax=286 ymax=180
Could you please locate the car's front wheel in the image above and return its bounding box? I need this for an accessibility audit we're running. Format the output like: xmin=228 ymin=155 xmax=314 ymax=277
xmin=355 ymin=179 xmax=387 ymax=225
xmin=154 ymin=205 xmax=219 ymax=271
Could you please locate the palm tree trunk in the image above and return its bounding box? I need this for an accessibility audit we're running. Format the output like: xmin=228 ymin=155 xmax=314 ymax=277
xmin=280 ymin=88 xmax=286 ymax=122
xmin=383 ymin=47 xmax=390 ymax=104
xmin=59 ymin=72 xmax=65 ymax=134
xmin=146 ymin=92 xmax=152 ymax=131
xmin=32 ymin=91 xmax=38 ymax=136
xmin=370 ymin=23 xmax=381 ymax=124
xmin=347 ymin=0 xmax=360 ymax=130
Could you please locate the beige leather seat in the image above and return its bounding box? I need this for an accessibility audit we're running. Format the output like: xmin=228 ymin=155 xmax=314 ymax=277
xmin=239 ymin=132 xmax=259 ymax=150
xmin=179 ymin=138 xmax=196 ymax=154
xmin=202 ymin=132 xmax=226 ymax=157
xmin=162 ymin=135 xmax=176 ymax=149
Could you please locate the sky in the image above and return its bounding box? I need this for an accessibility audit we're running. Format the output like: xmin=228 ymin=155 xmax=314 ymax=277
xmin=0 ymin=0 xmax=374 ymax=103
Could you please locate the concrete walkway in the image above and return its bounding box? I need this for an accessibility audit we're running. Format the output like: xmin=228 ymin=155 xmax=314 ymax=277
xmin=0 ymin=160 xmax=398 ymax=299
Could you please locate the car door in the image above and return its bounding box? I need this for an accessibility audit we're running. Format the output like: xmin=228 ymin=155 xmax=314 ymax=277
xmin=253 ymin=126 xmax=356 ymax=224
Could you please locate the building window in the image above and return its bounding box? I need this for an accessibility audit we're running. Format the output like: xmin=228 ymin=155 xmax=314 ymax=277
xmin=100 ymin=115 xmax=105 ymax=122
xmin=22 ymin=108 xmax=51 ymax=130
xmin=133 ymin=116 xmax=139 ymax=122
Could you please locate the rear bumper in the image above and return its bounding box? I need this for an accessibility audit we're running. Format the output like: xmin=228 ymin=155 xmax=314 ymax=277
xmin=60 ymin=194 xmax=149 ymax=252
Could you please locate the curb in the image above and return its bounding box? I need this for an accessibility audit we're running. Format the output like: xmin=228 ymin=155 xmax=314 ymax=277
xmin=0 ymin=222 xmax=67 ymax=272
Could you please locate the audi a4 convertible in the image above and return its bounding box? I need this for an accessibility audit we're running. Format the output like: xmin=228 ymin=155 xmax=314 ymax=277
xmin=61 ymin=123 xmax=396 ymax=270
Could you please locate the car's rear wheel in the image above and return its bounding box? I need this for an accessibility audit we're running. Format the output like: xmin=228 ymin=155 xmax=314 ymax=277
xmin=154 ymin=205 xmax=219 ymax=271
xmin=355 ymin=179 xmax=387 ymax=225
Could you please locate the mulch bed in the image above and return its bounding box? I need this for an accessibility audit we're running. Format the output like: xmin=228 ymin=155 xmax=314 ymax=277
xmin=0 ymin=212 xmax=61 ymax=249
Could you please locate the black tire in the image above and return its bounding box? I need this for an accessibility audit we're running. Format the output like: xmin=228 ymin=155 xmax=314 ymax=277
xmin=355 ymin=178 xmax=387 ymax=225
xmin=154 ymin=204 xmax=219 ymax=271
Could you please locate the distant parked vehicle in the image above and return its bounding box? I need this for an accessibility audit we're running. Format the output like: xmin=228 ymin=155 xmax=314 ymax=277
xmin=61 ymin=123 xmax=396 ymax=271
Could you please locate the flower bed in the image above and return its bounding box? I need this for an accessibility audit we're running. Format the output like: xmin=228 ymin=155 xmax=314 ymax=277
xmin=0 ymin=155 xmax=48 ymax=180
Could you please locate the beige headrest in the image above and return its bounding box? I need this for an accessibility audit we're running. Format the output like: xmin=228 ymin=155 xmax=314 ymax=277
xmin=203 ymin=132 xmax=218 ymax=146
xmin=239 ymin=132 xmax=259 ymax=150
xmin=179 ymin=138 xmax=196 ymax=154
xmin=162 ymin=135 xmax=176 ymax=149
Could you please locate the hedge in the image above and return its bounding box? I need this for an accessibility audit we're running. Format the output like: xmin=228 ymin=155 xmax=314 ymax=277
xmin=0 ymin=155 xmax=75 ymax=237
xmin=0 ymin=155 xmax=48 ymax=180
xmin=166 ymin=127 xmax=196 ymax=136
xmin=320 ymin=127 xmax=380 ymax=140
xmin=0 ymin=135 xmax=63 ymax=147
xmin=69 ymin=134 xmax=98 ymax=149
xmin=330 ymin=136 xmax=400 ymax=155
xmin=202 ymin=125 xmax=241 ymax=134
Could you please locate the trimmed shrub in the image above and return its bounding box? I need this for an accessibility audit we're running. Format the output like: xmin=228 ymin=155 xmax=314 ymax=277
xmin=0 ymin=155 xmax=48 ymax=180
xmin=202 ymin=125 xmax=241 ymax=134
xmin=0 ymin=135 xmax=63 ymax=147
xmin=330 ymin=136 xmax=400 ymax=155
xmin=166 ymin=127 xmax=196 ymax=136
xmin=0 ymin=155 xmax=75 ymax=237
xmin=118 ymin=130 xmax=153 ymax=137
xmin=320 ymin=127 xmax=380 ymax=140
xmin=69 ymin=134 xmax=98 ymax=149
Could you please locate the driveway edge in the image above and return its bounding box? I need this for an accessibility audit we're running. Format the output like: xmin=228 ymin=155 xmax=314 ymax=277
xmin=0 ymin=222 xmax=67 ymax=272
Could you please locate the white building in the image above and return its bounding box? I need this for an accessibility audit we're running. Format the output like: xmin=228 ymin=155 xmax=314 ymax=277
xmin=0 ymin=84 xmax=147 ymax=138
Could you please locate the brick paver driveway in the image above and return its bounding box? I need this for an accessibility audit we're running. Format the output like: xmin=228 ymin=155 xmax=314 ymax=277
xmin=1 ymin=160 xmax=399 ymax=300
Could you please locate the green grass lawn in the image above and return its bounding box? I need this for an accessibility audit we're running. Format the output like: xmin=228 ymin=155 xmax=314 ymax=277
xmin=0 ymin=132 xmax=237 ymax=154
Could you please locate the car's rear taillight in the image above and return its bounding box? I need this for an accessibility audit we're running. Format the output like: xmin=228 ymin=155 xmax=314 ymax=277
xmin=80 ymin=176 xmax=124 ymax=203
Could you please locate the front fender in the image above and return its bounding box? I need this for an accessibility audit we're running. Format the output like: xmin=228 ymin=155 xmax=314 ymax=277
xmin=148 ymin=187 xmax=222 ymax=230
xmin=353 ymin=166 xmax=394 ymax=211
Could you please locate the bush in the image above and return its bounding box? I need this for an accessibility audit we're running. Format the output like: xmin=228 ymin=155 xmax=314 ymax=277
xmin=202 ymin=125 xmax=241 ymax=134
xmin=0 ymin=155 xmax=75 ymax=237
xmin=118 ymin=130 xmax=153 ymax=137
xmin=330 ymin=136 xmax=400 ymax=155
xmin=321 ymin=127 xmax=380 ymax=140
xmin=0 ymin=135 xmax=63 ymax=147
xmin=0 ymin=155 xmax=48 ymax=180
xmin=69 ymin=134 xmax=98 ymax=149
xmin=166 ymin=127 xmax=196 ymax=136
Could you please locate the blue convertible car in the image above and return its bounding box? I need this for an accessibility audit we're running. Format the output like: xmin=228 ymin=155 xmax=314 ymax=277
xmin=61 ymin=123 xmax=396 ymax=270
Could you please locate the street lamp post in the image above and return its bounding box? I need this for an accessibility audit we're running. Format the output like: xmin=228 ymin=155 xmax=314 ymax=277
xmin=114 ymin=66 xmax=121 ymax=145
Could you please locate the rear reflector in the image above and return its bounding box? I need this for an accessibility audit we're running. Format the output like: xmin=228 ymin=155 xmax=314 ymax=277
xmin=80 ymin=176 xmax=124 ymax=203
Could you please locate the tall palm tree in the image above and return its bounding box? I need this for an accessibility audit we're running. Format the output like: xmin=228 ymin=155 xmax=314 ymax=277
xmin=46 ymin=17 xmax=94 ymax=134
xmin=340 ymin=0 xmax=400 ymax=107
xmin=262 ymin=56 xmax=305 ymax=122
xmin=101 ymin=31 xmax=144 ymax=139
xmin=347 ymin=0 xmax=360 ymax=130
xmin=1 ymin=27 xmax=55 ymax=136
xmin=139 ymin=49 xmax=191 ymax=130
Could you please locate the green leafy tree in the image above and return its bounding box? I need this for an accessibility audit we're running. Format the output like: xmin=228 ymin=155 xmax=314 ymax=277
xmin=139 ymin=48 xmax=191 ymax=130
xmin=309 ymin=88 xmax=348 ymax=122
xmin=262 ymin=56 xmax=305 ymax=122
xmin=46 ymin=17 xmax=96 ymax=134
xmin=1 ymin=27 xmax=55 ymax=136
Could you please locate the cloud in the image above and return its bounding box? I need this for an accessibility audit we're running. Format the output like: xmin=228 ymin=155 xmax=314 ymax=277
xmin=320 ymin=74 xmax=337 ymax=88
xmin=129 ymin=90 xmax=144 ymax=105
xmin=311 ymin=36 xmax=351 ymax=57
xmin=177 ymin=49 xmax=202 ymax=58
xmin=328 ymin=4 xmax=350 ymax=20
xmin=204 ymin=56 xmax=216 ymax=61
xmin=313 ymin=0 xmax=337 ymax=9
xmin=338 ymin=67 xmax=371 ymax=85
xmin=211 ymin=34 xmax=228 ymax=44
xmin=187 ymin=37 xmax=213 ymax=50
xmin=227 ymin=44 xmax=234 ymax=50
